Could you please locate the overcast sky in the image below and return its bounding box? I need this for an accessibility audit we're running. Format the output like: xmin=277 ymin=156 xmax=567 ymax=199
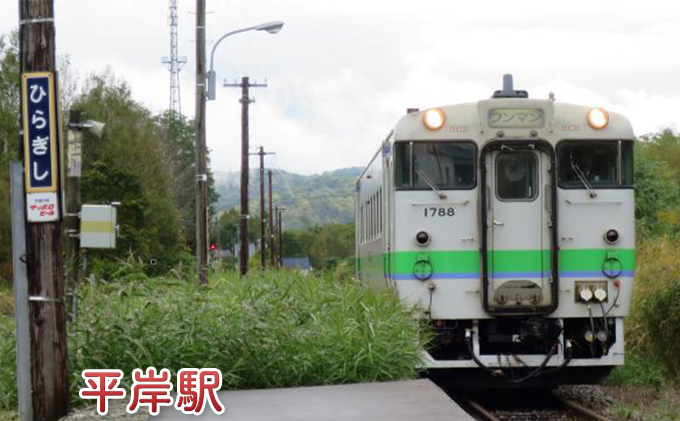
xmin=2 ymin=1 xmax=680 ymax=174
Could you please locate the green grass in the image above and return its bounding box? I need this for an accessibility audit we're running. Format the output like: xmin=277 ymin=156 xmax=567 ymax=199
xmin=607 ymin=350 xmax=667 ymax=388
xmin=0 ymin=284 xmax=12 ymax=317
xmin=0 ymin=315 xmax=16 ymax=416
xmin=0 ymin=271 xmax=426 ymax=411
xmin=0 ymin=283 xmax=16 ymax=415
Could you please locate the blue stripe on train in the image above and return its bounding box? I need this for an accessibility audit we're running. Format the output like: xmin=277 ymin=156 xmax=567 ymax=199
xmin=388 ymin=270 xmax=635 ymax=281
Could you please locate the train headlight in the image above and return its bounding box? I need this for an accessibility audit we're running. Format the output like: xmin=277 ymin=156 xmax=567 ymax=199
xmin=587 ymin=107 xmax=609 ymax=130
xmin=422 ymin=108 xmax=445 ymax=131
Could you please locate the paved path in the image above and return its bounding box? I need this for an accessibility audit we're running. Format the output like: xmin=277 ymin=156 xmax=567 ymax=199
xmin=157 ymin=379 xmax=473 ymax=421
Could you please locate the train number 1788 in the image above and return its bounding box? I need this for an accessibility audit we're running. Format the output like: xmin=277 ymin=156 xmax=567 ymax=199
xmin=424 ymin=207 xmax=455 ymax=217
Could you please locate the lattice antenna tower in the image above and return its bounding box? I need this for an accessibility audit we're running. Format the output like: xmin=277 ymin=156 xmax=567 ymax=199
xmin=162 ymin=0 xmax=187 ymax=115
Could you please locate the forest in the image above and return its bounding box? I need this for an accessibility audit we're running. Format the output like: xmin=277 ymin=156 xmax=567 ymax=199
xmin=0 ymin=32 xmax=218 ymax=280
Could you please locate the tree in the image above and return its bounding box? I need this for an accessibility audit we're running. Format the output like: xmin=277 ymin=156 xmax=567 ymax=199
xmin=156 ymin=111 xmax=217 ymax=251
xmin=636 ymin=131 xmax=680 ymax=238
xmin=73 ymin=71 xmax=186 ymax=274
xmin=0 ymin=32 xmax=19 ymax=283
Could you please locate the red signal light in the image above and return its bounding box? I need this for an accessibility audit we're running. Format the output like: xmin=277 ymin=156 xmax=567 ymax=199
xmin=210 ymin=244 xmax=217 ymax=251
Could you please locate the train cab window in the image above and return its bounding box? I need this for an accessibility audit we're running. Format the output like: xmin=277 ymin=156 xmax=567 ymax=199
xmin=395 ymin=141 xmax=476 ymax=189
xmin=496 ymin=152 xmax=538 ymax=201
xmin=558 ymin=141 xmax=634 ymax=189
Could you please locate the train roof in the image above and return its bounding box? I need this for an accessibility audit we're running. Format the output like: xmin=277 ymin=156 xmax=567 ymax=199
xmin=392 ymin=98 xmax=635 ymax=143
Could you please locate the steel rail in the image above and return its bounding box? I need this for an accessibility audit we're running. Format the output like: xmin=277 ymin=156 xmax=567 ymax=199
xmin=464 ymin=398 xmax=502 ymax=421
xmin=458 ymin=392 xmax=614 ymax=421
xmin=556 ymin=394 xmax=613 ymax=421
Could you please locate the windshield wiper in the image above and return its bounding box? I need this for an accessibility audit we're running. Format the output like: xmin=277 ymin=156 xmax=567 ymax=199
xmin=570 ymin=159 xmax=597 ymax=198
xmin=415 ymin=168 xmax=447 ymax=199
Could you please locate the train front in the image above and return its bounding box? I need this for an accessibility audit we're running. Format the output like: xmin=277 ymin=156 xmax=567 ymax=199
xmin=390 ymin=76 xmax=635 ymax=386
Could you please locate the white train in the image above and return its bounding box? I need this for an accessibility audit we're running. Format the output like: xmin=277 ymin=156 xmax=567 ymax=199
xmin=355 ymin=75 xmax=635 ymax=386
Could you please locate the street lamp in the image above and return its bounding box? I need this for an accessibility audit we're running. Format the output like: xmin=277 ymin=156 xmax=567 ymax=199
xmin=65 ymin=110 xmax=105 ymax=287
xmin=206 ymin=20 xmax=284 ymax=100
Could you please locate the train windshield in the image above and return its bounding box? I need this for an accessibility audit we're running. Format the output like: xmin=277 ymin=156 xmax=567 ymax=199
xmin=557 ymin=140 xmax=634 ymax=188
xmin=395 ymin=141 xmax=476 ymax=189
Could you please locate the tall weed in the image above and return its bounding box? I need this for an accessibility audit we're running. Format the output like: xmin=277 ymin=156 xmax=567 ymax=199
xmin=626 ymin=236 xmax=680 ymax=379
xmin=0 ymin=315 xmax=16 ymax=412
xmin=67 ymin=271 xmax=424 ymax=404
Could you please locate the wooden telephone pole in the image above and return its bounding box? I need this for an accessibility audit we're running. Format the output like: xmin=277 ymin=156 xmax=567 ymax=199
xmin=195 ymin=0 xmax=208 ymax=284
xmin=225 ymin=77 xmax=266 ymax=275
xmin=19 ymin=0 xmax=69 ymax=419
xmin=268 ymin=170 xmax=275 ymax=268
xmin=276 ymin=206 xmax=285 ymax=267
xmin=250 ymin=147 xmax=274 ymax=269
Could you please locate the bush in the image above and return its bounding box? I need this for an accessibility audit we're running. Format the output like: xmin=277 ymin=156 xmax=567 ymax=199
xmin=607 ymin=351 xmax=667 ymax=388
xmin=626 ymin=236 xmax=680 ymax=379
xmin=0 ymin=314 xmax=16 ymax=412
xmin=0 ymin=271 xmax=425 ymax=411
xmin=65 ymin=271 xmax=424 ymax=405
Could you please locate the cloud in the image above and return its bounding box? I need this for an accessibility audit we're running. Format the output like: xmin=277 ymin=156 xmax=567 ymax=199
xmin=2 ymin=0 xmax=680 ymax=175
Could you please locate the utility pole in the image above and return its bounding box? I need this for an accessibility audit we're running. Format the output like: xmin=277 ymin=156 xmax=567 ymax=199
xmin=65 ymin=110 xmax=84 ymax=289
xmin=18 ymin=0 xmax=69 ymax=419
xmin=250 ymin=147 xmax=274 ymax=269
xmin=268 ymin=170 xmax=275 ymax=268
xmin=277 ymin=207 xmax=285 ymax=267
xmin=225 ymin=77 xmax=267 ymax=275
xmin=195 ymin=0 xmax=208 ymax=284
xmin=273 ymin=205 xmax=279 ymax=266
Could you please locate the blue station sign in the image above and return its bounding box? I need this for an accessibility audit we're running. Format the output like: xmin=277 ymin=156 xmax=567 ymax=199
xmin=22 ymin=72 xmax=59 ymax=193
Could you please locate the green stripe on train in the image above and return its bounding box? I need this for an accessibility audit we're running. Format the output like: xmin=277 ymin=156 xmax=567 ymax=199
xmin=358 ymin=248 xmax=636 ymax=274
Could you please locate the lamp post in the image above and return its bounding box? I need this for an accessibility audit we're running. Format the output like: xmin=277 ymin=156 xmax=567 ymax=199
xmin=206 ymin=20 xmax=284 ymax=100
xmin=196 ymin=19 xmax=283 ymax=278
xmin=66 ymin=110 xmax=105 ymax=288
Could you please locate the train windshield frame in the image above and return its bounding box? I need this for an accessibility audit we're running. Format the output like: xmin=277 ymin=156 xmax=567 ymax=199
xmin=394 ymin=141 xmax=477 ymax=190
xmin=557 ymin=140 xmax=634 ymax=189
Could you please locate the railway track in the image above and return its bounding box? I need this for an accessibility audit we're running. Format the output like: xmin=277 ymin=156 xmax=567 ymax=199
xmin=454 ymin=390 xmax=614 ymax=421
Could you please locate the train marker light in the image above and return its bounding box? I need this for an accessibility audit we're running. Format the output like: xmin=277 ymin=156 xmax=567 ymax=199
xmin=415 ymin=231 xmax=431 ymax=246
xmin=604 ymin=229 xmax=619 ymax=244
xmin=422 ymin=108 xmax=445 ymax=131
xmin=587 ymin=107 xmax=609 ymax=130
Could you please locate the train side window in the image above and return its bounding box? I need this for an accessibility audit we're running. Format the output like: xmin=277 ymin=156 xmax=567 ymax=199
xmin=370 ymin=197 xmax=374 ymax=240
xmin=395 ymin=142 xmax=411 ymax=187
xmin=361 ymin=204 xmax=364 ymax=244
xmin=359 ymin=204 xmax=363 ymax=244
xmin=368 ymin=197 xmax=373 ymax=241
xmin=621 ymin=141 xmax=634 ymax=187
xmin=379 ymin=189 xmax=382 ymax=236
xmin=363 ymin=203 xmax=366 ymax=243
xmin=558 ymin=140 xmax=634 ymax=188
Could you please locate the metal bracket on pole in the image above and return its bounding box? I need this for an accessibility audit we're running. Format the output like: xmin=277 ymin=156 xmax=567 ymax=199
xmin=10 ymin=161 xmax=33 ymax=421
xmin=28 ymin=296 xmax=66 ymax=305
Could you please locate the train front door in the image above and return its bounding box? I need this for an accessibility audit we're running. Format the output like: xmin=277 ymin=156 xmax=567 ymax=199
xmin=483 ymin=145 xmax=555 ymax=314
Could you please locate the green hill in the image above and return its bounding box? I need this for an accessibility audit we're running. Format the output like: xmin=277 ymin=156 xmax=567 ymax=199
xmin=214 ymin=167 xmax=361 ymax=229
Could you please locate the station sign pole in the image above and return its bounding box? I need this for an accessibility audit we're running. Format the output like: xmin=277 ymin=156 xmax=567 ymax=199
xmin=18 ymin=1 xmax=70 ymax=419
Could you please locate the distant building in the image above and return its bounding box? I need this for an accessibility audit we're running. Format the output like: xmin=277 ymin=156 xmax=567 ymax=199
xmin=221 ymin=242 xmax=257 ymax=260
xmin=282 ymin=257 xmax=312 ymax=273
